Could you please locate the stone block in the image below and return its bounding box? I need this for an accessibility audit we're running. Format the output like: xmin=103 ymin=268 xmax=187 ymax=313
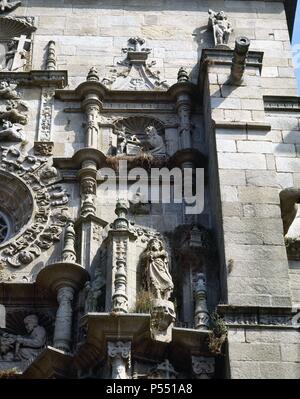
xmin=273 ymin=143 xmax=296 ymax=157
xmin=238 ymin=186 xmax=280 ymax=204
xmin=221 ymin=186 xmax=239 ymax=202
xmin=219 ymin=170 xmax=246 ymax=186
xmin=237 ymin=141 xmax=273 ymax=154
xmin=218 ymin=153 xmax=266 ymax=170
xmin=245 ymin=170 xmax=280 ymax=188
xmin=229 ymin=343 xmax=281 ymax=362
xmin=276 ymin=157 xmax=300 ymax=173
xmin=230 ymin=361 xmax=262 ymax=379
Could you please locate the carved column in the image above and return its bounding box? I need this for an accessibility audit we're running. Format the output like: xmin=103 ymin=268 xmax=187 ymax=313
xmin=192 ymin=355 xmax=215 ymax=379
xmin=105 ymin=201 xmax=137 ymax=313
xmin=78 ymin=160 xmax=97 ymax=218
xmin=46 ymin=40 xmax=56 ymax=71
xmin=108 ymin=341 xmax=131 ymax=379
xmin=53 ymin=286 xmax=74 ymax=352
xmin=62 ymin=221 xmax=76 ymax=262
xmin=176 ymin=68 xmax=192 ymax=153
xmin=111 ymin=201 xmax=130 ymax=314
xmin=193 ymin=272 xmax=210 ymax=330
xmin=82 ymin=67 xmax=102 ymax=149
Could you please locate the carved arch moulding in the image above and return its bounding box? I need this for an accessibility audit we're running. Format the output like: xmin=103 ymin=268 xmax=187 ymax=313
xmin=0 ymin=146 xmax=70 ymax=271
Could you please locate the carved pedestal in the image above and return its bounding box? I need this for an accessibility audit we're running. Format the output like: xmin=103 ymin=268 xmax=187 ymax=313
xmin=108 ymin=341 xmax=131 ymax=379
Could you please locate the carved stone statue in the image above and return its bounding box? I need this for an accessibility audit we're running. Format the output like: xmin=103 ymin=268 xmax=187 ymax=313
xmin=0 ymin=315 xmax=46 ymax=361
xmin=84 ymin=269 xmax=105 ymax=312
xmin=0 ymin=81 xmax=20 ymax=100
xmin=0 ymin=120 xmax=25 ymax=141
xmin=142 ymin=238 xmax=173 ymax=301
xmin=208 ymin=9 xmax=233 ymax=47
xmin=116 ymin=127 xmax=142 ymax=155
xmin=0 ymin=0 xmax=22 ymax=13
xmin=143 ymin=126 xmax=166 ymax=156
xmin=0 ymin=99 xmax=29 ymax=125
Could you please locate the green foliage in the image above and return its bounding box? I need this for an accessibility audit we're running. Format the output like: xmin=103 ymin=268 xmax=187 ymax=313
xmin=133 ymin=290 xmax=154 ymax=314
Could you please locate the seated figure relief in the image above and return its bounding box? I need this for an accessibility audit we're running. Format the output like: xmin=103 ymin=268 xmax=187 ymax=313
xmin=0 ymin=314 xmax=47 ymax=362
xmin=114 ymin=125 xmax=166 ymax=157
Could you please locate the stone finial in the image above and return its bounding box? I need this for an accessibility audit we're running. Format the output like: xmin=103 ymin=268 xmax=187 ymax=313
xmin=113 ymin=200 xmax=129 ymax=230
xmin=46 ymin=40 xmax=56 ymax=71
xmin=193 ymin=272 xmax=210 ymax=329
xmin=62 ymin=220 xmax=76 ymax=263
xmin=177 ymin=67 xmax=189 ymax=83
xmin=87 ymin=67 xmax=100 ymax=82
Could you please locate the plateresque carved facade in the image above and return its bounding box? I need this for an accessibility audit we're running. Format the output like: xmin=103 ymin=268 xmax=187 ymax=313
xmin=0 ymin=0 xmax=299 ymax=379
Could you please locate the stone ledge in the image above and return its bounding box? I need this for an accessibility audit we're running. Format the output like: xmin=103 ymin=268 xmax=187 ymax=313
xmin=0 ymin=71 xmax=68 ymax=89
xmin=213 ymin=120 xmax=271 ymax=131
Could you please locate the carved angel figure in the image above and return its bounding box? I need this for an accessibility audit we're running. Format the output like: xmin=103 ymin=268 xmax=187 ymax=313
xmin=0 ymin=120 xmax=25 ymax=141
xmin=143 ymin=126 xmax=166 ymax=156
xmin=0 ymin=0 xmax=21 ymax=13
xmin=141 ymin=238 xmax=174 ymax=301
xmin=208 ymin=9 xmax=233 ymax=46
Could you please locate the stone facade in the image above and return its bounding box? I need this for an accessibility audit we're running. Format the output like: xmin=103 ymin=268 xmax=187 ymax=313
xmin=0 ymin=0 xmax=299 ymax=379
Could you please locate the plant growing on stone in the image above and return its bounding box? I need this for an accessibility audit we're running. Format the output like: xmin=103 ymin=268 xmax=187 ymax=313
xmin=208 ymin=312 xmax=228 ymax=355
xmin=133 ymin=289 xmax=154 ymax=313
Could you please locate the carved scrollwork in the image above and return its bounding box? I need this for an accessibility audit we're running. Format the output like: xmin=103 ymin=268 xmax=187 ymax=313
xmin=0 ymin=146 xmax=69 ymax=270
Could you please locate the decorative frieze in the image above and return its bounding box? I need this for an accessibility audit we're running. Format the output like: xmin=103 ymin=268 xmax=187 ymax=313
xmin=37 ymin=87 xmax=55 ymax=142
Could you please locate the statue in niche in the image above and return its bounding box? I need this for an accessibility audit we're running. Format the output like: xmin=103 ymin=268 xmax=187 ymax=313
xmin=116 ymin=126 xmax=142 ymax=156
xmin=0 ymin=119 xmax=25 ymax=141
xmin=141 ymin=238 xmax=174 ymax=301
xmin=143 ymin=126 xmax=166 ymax=156
xmin=84 ymin=269 xmax=105 ymax=312
xmin=0 ymin=0 xmax=22 ymax=13
xmin=0 ymin=315 xmax=46 ymax=361
xmin=129 ymin=190 xmax=150 ymax=215
xmin=208 ymin=9 xmax=233 ymax=47
xmin=0 ymin=81 xmax=20 ymax=100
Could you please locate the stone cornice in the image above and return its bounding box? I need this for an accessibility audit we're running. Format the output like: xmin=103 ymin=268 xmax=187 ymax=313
xmin=55 ymin=80 xmax=200 ymax=105
xmin=0 ymin=70 xmax=68 ymax=89
xmin=264 ymin=96 xmax=300 ymax=113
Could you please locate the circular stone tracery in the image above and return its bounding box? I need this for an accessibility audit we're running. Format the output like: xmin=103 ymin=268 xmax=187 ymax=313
xmin=0 ymin=170 xmax=34 ymax=248
xmin=0 ymin=211 xmax=10 ymax=244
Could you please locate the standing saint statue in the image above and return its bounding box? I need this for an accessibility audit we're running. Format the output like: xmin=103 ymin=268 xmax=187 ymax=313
xmin=141 ymin=238 xmax=174 ymax=301
xmin=208 ymin=9 xmax=233 ymax=47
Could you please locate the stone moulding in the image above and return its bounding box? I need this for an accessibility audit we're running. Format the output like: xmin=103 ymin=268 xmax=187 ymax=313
xmin=0 ymin=70 xmax=68 ymax=89
xmin=264 ymin=95 xmax=300 ymax=113
xmin=218 ymin=305 xmax=300 ymax=327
